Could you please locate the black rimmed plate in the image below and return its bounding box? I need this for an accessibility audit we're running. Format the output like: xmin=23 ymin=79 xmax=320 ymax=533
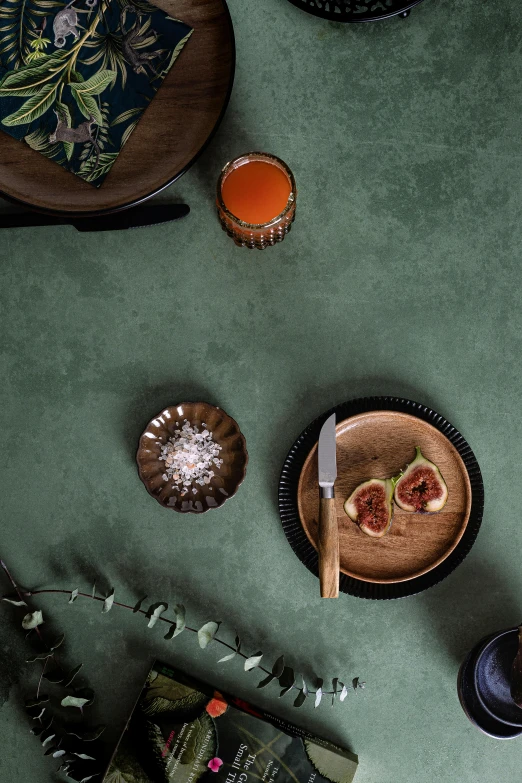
xmin=278 ymin=396 xmax=484 ymax=599
xmin=286 ymin=0 xmax=427 ymax=23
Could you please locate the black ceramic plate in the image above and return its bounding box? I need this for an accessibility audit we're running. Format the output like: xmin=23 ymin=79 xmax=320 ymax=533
xmin=458 ymin=634 xmax=522 ymax=740
xmin=278 ymin=397 xmax=484 ymax=599
xmin=286 ymin=0 xmax=427 ymax=23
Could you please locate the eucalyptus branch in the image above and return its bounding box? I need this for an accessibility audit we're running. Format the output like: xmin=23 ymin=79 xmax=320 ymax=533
xmin=1 ymin=560 xmax=364 ymax=782
xmin=4 ymin=580 xmax=364 ymax=704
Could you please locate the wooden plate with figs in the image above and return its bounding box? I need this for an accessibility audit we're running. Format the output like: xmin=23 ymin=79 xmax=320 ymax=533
xmin=137 ymin=402 xmax=247 ymax=514
xmin=297 ymin=411 xmax=472 ymax=584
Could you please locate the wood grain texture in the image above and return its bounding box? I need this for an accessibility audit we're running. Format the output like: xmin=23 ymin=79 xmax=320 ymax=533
xmin=318 ymin=496 xmax=339 ymax=598
xmin=298 ymin=411 xmax=472 ymax=584
xmin=0 ymin=0 xmax=234 ymax=215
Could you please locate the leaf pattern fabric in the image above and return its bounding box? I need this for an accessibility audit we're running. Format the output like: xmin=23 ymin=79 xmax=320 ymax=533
xmin=0 ymin=0 xmax=193 ymax=186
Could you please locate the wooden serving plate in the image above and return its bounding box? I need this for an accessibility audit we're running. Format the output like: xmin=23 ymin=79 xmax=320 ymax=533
xmin=0 ymin=0 xmax=234 ymax=216
xmin=297 ymin=411 xmax=472 ymax=584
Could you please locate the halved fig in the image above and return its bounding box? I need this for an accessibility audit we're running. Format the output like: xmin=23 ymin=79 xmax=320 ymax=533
xmin=344 ymin=478 xmax=394 ymax=538
xmin=394 ymin=446 xmax=448 ymax=513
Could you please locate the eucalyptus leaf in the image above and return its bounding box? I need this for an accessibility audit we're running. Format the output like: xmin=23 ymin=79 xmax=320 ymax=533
xmin=43 ymin=668 xmax=65 ymax=684
xmin=133 ymin=595 xmax=147 ymax=613
xmin=340 ymin=684 xmax=348 ymax=702
xmin=352 ymin=677 xmax=365 ymax=691
xmin=279 ymin=666 xmax=295 ymax=689
xmin=163 ymin=623 xmax=176 ymax=641
xmin=74 ymin=688 xmax=95 ymax=705
xmin=257 ymin=673 xmax=275 ymax=689
xmin=73 ymin=753 xmax=96 ymax=761
xmin=91 ymin=582 xmax=96 ymax=600
xmin=61 ymin=695 xmax=90 ymax=709
xmin=25 ymin=695 xmax=49 ymax=707
xmin=279 ymin=684 xmax=294 ymax=698
xmin=244 ymin=652 xmax=263 ymax=671
xmin=2 ymin=596 xmax=27 ymax=606
xmin=63 ymin=663 xmax=83 ymax=687
xmin=79 ymin=776 xmax=98 ymax=783
xmin=65 ymin=724 xmax=106 ymax=741
xmin=198 ymin=621 xmax=220 ymax=649
xmin=69 ymin=589 xmax=79 ymax=604
xmin=218 ymin=633 xmax=241 ymax=662
xmin=272 ymin=655 xmax=285 ymax=678
xmin=50 ymin=633 xmax=65 ymax=651
xmin=53 ymin=749 xmax=66 ymax=758
xmin=314 ymin=687 xmax=323 ymax=708
xmin=332 ymin=677 xmax=339 ymax=706
xmin=40 ymin=729 xmax=56 ymax=747
xmin=218 ymin=650 xmax=237 ymax=663
xmin=172 ymin=604 xmax=186 ymax=636
xmin=164 ymin=604 xmax=186 ymax=640
xmin=302 ymin=678 xmax=309 ymax=697
xmin=102 ymin=589 xmax=114 ymax=614
xmin=146 ymin=602 xmax=168 ymax=629
xmin=293 ymin=689 xmax=307 ymax=707
xmin=22 ymin=610 xmax=43 ymax=630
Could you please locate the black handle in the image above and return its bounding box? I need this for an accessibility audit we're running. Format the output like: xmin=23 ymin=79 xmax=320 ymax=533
xmin=0 ymin=203 xmax=190 ymax=231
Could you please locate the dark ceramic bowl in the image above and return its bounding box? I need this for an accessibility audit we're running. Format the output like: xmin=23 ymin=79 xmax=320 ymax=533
xmin=136 ymin=402 xmax=248 ymax=514
xmin=473 ymin=628 xmax=522 ymax=727
xmin=457 ymin=632 xmax=522 ymax=739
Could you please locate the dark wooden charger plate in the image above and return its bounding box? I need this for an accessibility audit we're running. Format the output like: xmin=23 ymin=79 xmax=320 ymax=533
xmin=298 ymin=411 xmax=472 ymax=584
xmin=278 ymin=397 xmax=484 ymax=599
xmin=0 ymin=0 xmax=235 ymax=216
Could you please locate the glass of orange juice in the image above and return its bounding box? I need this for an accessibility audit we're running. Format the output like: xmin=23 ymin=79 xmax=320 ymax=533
xmin=216 ymin=152 xmax=296 ymax=249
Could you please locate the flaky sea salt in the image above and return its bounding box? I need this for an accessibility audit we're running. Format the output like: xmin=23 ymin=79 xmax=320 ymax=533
xmin=159 ymin=420 xmax=223 ymax=493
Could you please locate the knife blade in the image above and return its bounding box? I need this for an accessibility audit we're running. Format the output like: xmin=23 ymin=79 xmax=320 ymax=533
xmin=318 ymin=412 xmax=337 ymax=491
xmin=0 ymin=203 xmax=190 ymax=232
xmin=317 ymin=413 xmax=339 ymax=598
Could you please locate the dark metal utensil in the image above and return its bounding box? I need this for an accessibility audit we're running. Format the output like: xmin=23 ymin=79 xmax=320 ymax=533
xmin=0 ymin=203 xmax=190 ymax=231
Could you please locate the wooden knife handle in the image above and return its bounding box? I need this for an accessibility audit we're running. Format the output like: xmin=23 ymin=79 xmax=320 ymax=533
xmin=318 ymin=496 xmax=339 ymax=598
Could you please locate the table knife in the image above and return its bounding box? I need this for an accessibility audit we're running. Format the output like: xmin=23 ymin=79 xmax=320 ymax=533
xmin=0 ymin=203 xmax=190 ymax=232
xmin=317 ymin=412 xmax=339 ymax=598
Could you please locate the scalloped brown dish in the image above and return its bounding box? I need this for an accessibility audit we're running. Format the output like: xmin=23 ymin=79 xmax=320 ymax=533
xmin=137 ymin=402 xmax=248 ymax=514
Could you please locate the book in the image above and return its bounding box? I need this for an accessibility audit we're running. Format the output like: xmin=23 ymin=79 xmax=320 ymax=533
xmin=102 ymin=661 xmax=358 ymax=783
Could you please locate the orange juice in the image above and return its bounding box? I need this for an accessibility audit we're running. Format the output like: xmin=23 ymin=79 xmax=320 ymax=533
xmin=217 ymin=152 xmax=296 ymax=249
xmin=221 ymin=160 xmax=292 ymax=224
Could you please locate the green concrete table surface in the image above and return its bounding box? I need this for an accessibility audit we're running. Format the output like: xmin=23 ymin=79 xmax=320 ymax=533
xmin=1 ymin=0 xmax=522 ymax=780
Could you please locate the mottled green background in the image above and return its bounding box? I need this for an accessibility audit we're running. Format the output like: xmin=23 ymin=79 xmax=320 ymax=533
xmin=1 ymin=0 xmax=521 ymax=781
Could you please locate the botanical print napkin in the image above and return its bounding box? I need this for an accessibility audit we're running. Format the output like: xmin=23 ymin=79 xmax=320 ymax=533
xmin=0 ymin=0 xmax=193 ymax=186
